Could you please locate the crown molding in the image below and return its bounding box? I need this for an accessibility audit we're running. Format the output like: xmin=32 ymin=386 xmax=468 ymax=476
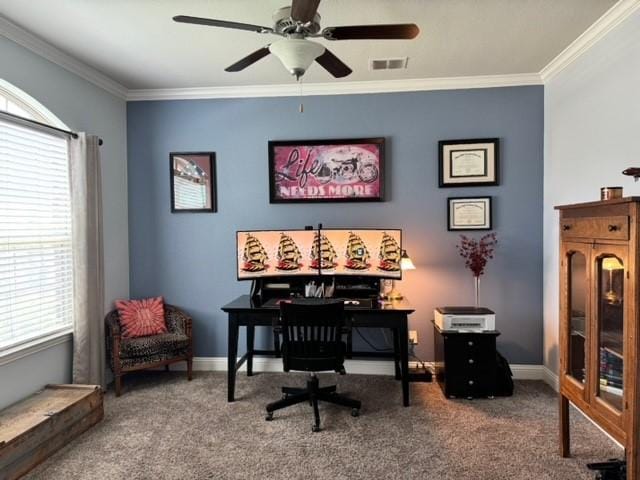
xmin=3 ymin=0 xmax=636 ymax=103
xmin=0 ymin=16 xmax=128 ymax=99
xmin=540 ymin=0 xmax=640 ymax=82
xmin=126 ymin=73 xmax=542 ymax=101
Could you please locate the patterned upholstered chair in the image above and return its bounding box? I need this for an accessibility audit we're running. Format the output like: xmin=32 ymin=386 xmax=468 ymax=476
xmin=105 ymin=304 xmax=193 ymax=396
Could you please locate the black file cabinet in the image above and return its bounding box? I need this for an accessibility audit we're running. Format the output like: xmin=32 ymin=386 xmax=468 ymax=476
xmin=433 ymin=323 xmax=500 ymax=399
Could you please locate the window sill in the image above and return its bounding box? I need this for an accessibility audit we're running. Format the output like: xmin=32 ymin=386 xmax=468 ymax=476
xmin=0 ymin=330 xmax=73 ymax=367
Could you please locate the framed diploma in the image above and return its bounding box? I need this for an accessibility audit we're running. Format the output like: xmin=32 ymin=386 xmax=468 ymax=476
xmin=439 ymin=138 xmax=499 ymax=187
xmin=448 ymin=197 xmax=492 ymax=231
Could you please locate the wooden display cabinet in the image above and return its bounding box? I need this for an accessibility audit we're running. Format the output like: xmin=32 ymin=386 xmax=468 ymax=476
xmin=557 ymin=197 xmax=640 ymax=478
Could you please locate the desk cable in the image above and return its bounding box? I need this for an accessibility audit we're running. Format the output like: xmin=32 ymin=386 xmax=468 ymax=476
xmin=353 ymin=327 xmax=394 ymax=352
xmin=353 ymin=327 xmax=431 ymax=374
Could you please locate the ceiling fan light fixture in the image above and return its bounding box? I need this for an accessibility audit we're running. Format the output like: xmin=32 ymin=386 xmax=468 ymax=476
xmin=269 ymin=38 xmax=324 ymax=79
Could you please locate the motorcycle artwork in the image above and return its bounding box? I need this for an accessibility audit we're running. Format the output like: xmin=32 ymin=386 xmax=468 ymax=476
xmin=269 ymin=139 xmax=384 ymax=202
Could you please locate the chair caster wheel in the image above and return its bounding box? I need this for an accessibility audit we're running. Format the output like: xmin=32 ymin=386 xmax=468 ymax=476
xmin=265 ymin=412 xmax=273 ymax=421
xmin=351 ymin=408 xmax=360 ymax=417
xmin=312 ymin=424 xmax=321 ymax=432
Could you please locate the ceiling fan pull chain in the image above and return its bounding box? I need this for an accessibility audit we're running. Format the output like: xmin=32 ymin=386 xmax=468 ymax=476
xmin=298 ymin=78 xmax=304 ymax=114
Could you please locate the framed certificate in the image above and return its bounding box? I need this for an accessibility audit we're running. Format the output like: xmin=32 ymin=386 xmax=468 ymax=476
xmin=448 ymin=197 xmax=492 ymax=230
xmin=439 ymin=138 xmax=499 ymax=187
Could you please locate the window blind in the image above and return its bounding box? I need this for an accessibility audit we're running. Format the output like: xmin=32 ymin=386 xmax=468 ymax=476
xmin=0 ymin=118 xmax=73 ymax=353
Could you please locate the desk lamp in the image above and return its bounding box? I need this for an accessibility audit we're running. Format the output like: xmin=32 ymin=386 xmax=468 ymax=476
xmin=386 ymin=250 xmax=415 ymax=300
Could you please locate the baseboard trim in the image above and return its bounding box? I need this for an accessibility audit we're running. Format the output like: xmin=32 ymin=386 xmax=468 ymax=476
xmin=542 ymin=365 xmax=560 ymax=391
xmin=571 ymin=402 xmax=624 ymax=449
xmin=540 ymin=365 xmax=623 ymax=449
xmin=173 ymin=357 xmax=545 ymax=380
xmin=509 ymin=364 xmax=546 ymax=380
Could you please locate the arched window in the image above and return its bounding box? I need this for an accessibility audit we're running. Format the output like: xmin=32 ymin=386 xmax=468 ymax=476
xmin=0 ymin=80 xmax=73 ymax=354
xmin=0 ymin=79 xmax=68 ymax=128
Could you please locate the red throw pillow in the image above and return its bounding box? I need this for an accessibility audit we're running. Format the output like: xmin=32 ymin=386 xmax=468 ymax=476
xmin=115 ymin=296 xmax=167 ymax=338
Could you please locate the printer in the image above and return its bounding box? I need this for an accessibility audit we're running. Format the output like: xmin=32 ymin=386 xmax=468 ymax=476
xmin=434 ymin=306 xmax=495 ymax=332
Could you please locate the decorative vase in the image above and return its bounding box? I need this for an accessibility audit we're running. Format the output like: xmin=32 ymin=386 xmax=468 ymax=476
xmin=474 ymin=275 xmax=480 ymax=308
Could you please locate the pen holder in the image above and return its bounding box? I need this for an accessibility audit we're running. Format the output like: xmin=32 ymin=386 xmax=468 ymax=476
xmin=304 ymin=282 xmax=316 ymax=297
xmin=304 ymin=282 xmax=325 ymax=298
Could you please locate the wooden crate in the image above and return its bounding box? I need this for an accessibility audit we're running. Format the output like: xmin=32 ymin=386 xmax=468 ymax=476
xmin=0 ymin=384 xmax=103 ymax=480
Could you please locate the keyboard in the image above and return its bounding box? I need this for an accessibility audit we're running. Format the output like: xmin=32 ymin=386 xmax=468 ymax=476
xmin=265 ymin=298 xmax=374 ymax=309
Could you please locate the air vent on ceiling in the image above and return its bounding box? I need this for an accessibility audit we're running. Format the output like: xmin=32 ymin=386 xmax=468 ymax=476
xmin=370 ymin=57 xmax=409 ymax=71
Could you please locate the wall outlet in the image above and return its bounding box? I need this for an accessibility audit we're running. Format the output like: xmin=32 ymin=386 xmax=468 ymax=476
xmin=408 ymin=330 xmax=418 ymax=345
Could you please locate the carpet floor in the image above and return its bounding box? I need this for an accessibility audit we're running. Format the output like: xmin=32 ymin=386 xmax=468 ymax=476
xmin=24 ymin=372 xmax=621 ymax=480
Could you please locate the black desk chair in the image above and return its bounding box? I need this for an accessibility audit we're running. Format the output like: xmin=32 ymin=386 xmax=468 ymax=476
xmin=265 ymin=300 xmax=361 ymax=432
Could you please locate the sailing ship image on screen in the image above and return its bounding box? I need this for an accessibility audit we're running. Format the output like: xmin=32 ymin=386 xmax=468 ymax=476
xmin=310 ymin=232 xmax=338 ymax=270
xmin=344 ymin=231 xmax=370 ymax=270
xmin=378 ymin=231 xmax=401 ymax=272
xmin=275 ymin=232 xmax=303 ymax=271
xmin=241 ymin=233 xmax=269 ymax=272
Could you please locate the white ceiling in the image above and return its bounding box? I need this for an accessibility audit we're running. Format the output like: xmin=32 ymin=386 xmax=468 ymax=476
xmin=0 ymin=0 xmax=618 ymax=89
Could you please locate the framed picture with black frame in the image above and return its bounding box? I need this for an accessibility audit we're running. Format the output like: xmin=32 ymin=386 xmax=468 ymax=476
xmin=439 ymin=138 xmax=499 ymax=187
xmin=268 ymin=137 xmax=385 ymax=203
xmin=447 ymin=196 xmax=492 ymax=231
xmin=170 ymin=152 xmax=217 ymax=213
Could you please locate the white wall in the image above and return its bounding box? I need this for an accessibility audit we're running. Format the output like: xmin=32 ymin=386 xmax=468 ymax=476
xmin=543 ymin=9 xmax=640 ymax=372
xmin=0 ymin=36 xmax=129 ymax=409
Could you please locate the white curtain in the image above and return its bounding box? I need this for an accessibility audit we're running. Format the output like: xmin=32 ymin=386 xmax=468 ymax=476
xmin=69 ymin=133 xmax=105 ymax=386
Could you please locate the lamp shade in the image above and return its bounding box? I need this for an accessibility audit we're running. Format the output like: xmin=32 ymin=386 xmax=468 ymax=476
xmin=602 ymin=257 xmax=624 ymax=271
xmin=269 ymin=39 xmax=325 ymax=79
xmin=400 ymin=250 xmax=415 ymax=271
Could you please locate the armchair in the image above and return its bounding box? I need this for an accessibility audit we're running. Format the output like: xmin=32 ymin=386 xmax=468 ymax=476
xmin=105 ymin=304 xmax=193 ymax=396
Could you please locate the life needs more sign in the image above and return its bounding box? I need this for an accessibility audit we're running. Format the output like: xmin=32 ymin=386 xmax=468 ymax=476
xmin=268 ymin=138 xmax=385 ymax=203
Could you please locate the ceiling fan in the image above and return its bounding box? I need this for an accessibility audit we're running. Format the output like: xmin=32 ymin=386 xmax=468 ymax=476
xmin=173 ymin=0 xmax=419 ymax=80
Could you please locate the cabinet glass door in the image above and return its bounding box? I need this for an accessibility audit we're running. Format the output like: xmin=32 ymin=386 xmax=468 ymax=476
xmin=567 ymin=250 xmax=587 ymax=385
xmin=595 ymin=253 xmax=625 ymax=412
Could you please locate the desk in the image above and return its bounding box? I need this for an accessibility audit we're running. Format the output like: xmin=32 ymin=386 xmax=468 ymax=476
xmin=221 ymin=295 xmax=415 ymax=406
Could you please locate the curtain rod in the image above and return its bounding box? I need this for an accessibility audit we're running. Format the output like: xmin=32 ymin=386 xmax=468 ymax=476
xmin=0 ymin=110 xmax=104 ymax=145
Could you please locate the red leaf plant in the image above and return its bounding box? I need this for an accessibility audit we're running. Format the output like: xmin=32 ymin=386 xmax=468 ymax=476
xmin=456 ymin=233 xmax=498 ymax=277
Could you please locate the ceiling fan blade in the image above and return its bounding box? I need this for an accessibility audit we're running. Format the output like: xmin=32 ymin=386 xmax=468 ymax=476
xmin=173 ymin=15 xmax=273 ymax=34
xmin=225 ymin=46 xmax=271 ymax=72
xmin=290 ymin=0 xmax=321 ymax=23
xmin=315 ymin=49 xmax=352 ymax=78
xmin=323 ymin=24 xmax=419 ymax=40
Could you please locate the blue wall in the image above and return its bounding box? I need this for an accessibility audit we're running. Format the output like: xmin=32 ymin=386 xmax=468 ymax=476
xmin=127 ymin=86 xmax=544 ymax=363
